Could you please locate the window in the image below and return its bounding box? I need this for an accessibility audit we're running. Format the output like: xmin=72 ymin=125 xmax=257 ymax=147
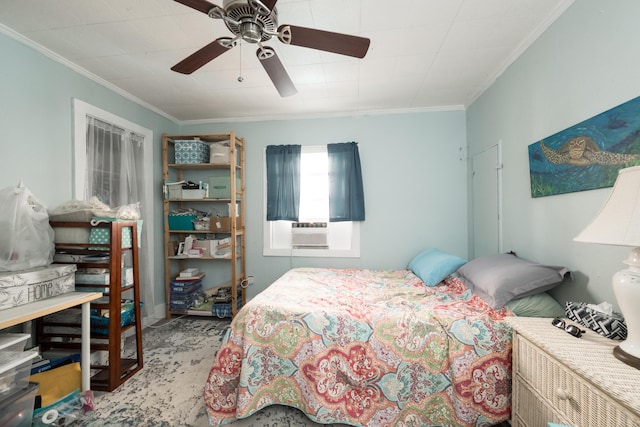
xmin=263 ymin=145 xmax=360 ymax=257
xmin=73 ymin=99 xmax=157 ymax=323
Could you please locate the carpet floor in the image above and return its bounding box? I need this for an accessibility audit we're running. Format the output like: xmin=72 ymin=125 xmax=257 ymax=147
xmin=73 ymin=317 xmax=510 ymax=427
xmin=76 ymin=317 xmax=350 ymax=427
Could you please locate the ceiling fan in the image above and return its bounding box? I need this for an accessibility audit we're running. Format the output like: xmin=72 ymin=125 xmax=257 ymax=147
xmin=171 ymin=0 xmax=371 ymax=97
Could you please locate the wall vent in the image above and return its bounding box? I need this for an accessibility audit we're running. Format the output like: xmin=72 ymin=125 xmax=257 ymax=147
xmin=291 ymin=222 xmax=328 ymax=249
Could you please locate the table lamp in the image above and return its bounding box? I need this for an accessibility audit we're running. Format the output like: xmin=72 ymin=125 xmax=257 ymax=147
xmin=574 ymin=165 xmax=640 ymax=369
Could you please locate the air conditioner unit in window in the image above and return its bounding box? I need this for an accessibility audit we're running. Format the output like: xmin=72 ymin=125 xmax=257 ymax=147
xmin=291 ymin=222 xmax=328 ymax=249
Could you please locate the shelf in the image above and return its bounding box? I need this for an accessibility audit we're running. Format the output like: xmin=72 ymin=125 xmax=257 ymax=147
xmin=165 ymin=197 xmax=241 ymax=201
xmin=169 ymin=255 xmax=236 ymax=260
xmin=90 ymin=358 xmax=140 ymax=391
xmin=41 ymin=221 xmax=144 ymax=392
xmin=162 ymin=132 xmax=247 ymax=319
xmin=168 ymin=229 xmax=244 ymax=235
xmin=167 ymin=163 xmax=240 ymax=170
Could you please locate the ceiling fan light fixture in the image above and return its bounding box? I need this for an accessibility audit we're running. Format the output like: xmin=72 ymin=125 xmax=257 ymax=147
xmin=240 ymin=21 xmax=265 ymax=43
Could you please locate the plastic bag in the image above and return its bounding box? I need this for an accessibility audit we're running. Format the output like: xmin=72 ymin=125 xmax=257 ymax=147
xmin=0 ymin=183 xmax=55 ymax=271
xmin=32 ymin=389 xmax=88 ymax=427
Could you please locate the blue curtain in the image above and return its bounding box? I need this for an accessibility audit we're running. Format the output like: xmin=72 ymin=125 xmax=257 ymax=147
xmin=328 ymin=142 xmax=365 ymax=222
xmin=266 ymin=144 xmax=301 ymax=221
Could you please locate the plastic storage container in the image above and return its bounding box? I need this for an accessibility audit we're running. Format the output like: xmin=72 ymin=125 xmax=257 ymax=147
xmin=0 ymin=382 xmax=39 ymax=427
xmin=0 ymin=351 xmax=38 ymax=399
xmin=0 ymin=333 xmax=30 ymax=352
xmin=168 ymin=213 xmax=197 ymax=230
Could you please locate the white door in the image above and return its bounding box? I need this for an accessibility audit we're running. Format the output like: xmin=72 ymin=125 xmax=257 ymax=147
xmin=472 ymin=143 xmax=502 ymax=257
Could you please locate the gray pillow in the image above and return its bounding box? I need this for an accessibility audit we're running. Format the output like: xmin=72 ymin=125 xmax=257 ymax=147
xmin=457 ymin=252 xmax=570 ymax=309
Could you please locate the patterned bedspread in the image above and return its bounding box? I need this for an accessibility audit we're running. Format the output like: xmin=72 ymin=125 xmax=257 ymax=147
xmin=204 ymin=268 xmax=513 ymax=427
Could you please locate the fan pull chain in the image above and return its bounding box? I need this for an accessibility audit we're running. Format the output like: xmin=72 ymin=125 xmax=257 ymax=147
xmin=237 ymin=42 xmax=244 ymax=83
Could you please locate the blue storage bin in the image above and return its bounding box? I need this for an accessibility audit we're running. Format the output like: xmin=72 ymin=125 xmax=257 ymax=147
xmin=212 ymin=301 xmax=241 ymax=318
xmin=168 ymin=214 xmax=197 ymax=230
xmin=90 ymin=300 xmax=142 ymax=336
xmin=170 ymin=280 xmax=203 ymax=294
xmin=174 ymin=140 xmax=210 ymax=164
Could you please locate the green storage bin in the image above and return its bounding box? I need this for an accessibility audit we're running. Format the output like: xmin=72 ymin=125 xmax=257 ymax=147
xmin=168 ymin=214 xmax=196 ymax=230
xmin=89 ymin=218 xmax=143 ymax=248
xmin=209 ymin=176 xmax=241 ymax=199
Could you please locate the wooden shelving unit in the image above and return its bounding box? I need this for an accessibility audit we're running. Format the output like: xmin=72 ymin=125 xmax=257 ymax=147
xmin=162 ymin=132 xmax=246 ymax=318
xmin=39 ymin=221 xmax=143 ymax=392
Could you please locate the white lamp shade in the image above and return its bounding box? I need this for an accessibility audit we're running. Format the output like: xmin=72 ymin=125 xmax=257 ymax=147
xmin=574 ymin=165 xmax=640 ymax=246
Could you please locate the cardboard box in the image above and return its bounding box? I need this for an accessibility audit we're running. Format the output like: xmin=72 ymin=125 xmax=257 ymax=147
xmin=0 ymin=265 xmax=76 ymax=310
xmin=210 ymin=216 xmax=243 ymax=233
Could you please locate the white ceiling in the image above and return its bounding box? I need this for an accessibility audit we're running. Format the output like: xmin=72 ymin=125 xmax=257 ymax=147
xmin=0 ymin=0 xmax=574 ymax=123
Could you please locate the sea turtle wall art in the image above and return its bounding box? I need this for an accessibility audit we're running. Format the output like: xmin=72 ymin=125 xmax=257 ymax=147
xmin=529 ymin=95 xmax=640 ymax=197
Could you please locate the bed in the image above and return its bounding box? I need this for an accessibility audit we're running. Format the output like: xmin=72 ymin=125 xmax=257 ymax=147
xmin=203 ymin=267 xmax=516 ymax=427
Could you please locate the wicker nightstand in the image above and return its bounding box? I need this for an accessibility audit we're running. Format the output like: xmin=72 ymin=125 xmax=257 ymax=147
xmin=505 ymin=317 xmax=640 ymax=427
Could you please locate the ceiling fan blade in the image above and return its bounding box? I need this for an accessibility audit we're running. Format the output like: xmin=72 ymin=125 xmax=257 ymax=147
xmin=249 ymin=0 xmax=278 ymax=15
xmin=278 ymin=25 xmax=370 ymax=58
xmin=261 ymin=0 xmax=278 ymax=11
xmin=257 ymin=47 xmax=297 ymax=97
xmin=174 ymin=0 xmax=217 ymax=14
xmin=171 ymin=38 xmax=234 ymax=74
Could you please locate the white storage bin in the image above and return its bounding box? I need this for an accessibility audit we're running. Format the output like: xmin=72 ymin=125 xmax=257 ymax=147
xmin=165 ymin=182 xmax=182 ymax=199
xmin=0 ymin=334 xmax=30 ymax=353
xmin=50 ymin=209 xmax=93 ymax=244
xmin=0 ymin=351 xmax=38 ymax=399
xmin=0 ymin=265 xmax=77 ymax=310
xmin=182 ymin=189 xmax=206 ymax=199
xmin=209 ymin=141 xmax=230 ymax=164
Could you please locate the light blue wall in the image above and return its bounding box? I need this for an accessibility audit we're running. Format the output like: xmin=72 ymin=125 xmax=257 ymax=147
xmin=182 ymin=112 xmax=468 ymax=298
xmin=7 ymin=1 xmax=632 ymax=314
xmin=466 ymin=0 xmax=640 ymax=309
xmin=0 ymin=31 xmax=178 ymax=309
xmin=0 ymin=28 xmax=468 ymax=309
xmin=7 ymin=0 xmax=631 ymax=314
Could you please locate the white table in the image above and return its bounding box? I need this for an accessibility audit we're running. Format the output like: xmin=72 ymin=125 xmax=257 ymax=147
xmin=0 ymin=291 xmax=102 ymax=391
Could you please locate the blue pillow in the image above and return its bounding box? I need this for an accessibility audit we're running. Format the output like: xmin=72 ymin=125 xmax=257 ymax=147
xmin=408 ymin=248 xmax=467 ymax=286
